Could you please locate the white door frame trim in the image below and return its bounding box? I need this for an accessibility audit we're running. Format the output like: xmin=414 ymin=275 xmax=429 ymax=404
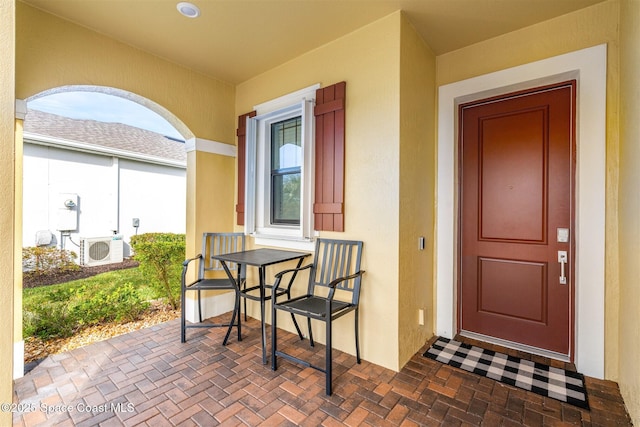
xmin=436 ymin=44 xmax=607 ymax=379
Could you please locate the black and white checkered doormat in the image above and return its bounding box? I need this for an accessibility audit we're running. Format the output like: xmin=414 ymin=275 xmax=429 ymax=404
xmin=424 ymin=337 xmax=589 ymax=409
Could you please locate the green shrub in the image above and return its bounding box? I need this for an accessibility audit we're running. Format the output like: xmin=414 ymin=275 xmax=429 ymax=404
xmin=72 ymin=283 xmax=149 ymax=325
xmin=106 ymin=283 xmax=149 ymax=322
xmin=23 ymin=301 xmax=77 ymax=339
xmin=22 ymin=246 xmax=80 ymax=277
xmin=23 ymin=282 xmax=150 ymax=339
xmin=130 ymin=233 xmax=185 ymax=309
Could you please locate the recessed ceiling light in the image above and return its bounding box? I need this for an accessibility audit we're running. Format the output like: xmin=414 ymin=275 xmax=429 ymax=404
xmin=177 ymin=2 xmax=200 ymax=18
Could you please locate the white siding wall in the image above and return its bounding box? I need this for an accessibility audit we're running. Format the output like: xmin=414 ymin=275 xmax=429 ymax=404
xmin=23 ymin=143 xmax=186 ymax=258
xmin=119 ymin=159 xmax=186 ymax=245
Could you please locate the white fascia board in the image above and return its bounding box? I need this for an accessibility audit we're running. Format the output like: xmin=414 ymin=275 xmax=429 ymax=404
xmin=15 ymin=99 xmax=27 ymax=120
xmin=184 ymin=137 xmax=236 ymax=157
xmin=23 ymin=132 xmax=187 ymax=169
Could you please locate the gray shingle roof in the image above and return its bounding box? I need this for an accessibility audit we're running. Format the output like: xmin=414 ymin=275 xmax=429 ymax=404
xmin=24 ymin=109 xmax=186 ymax=164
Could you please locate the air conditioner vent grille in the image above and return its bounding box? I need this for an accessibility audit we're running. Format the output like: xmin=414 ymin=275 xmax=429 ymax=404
xmin=80 ymin=237 xmax=124 ymax=266
xmin=89 ymin=241 xmax=110 ymax=261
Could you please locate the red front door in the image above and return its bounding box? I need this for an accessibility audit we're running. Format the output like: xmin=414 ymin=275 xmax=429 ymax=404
xmin=459 ymin=81 xmax=576 ymax=356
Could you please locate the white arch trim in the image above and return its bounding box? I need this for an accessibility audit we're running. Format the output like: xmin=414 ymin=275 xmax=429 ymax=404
xmin=436 ymin=44 xmax=607 ymax=379
xmin=26 ymin=85 xmax=194 ymax=140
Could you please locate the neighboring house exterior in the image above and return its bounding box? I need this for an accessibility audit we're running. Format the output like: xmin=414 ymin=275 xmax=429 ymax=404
xmin=23 ymin=109 xmax=186 ymax=259
xmin=2 ymin=1 xmax=640 ymax=425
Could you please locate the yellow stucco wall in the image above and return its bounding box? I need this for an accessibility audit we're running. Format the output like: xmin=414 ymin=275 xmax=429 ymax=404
xmin=186 ymin=149 xmax=237 ymax=256
xmin=8 ymin=4 xmax=640 ymax=423
xmin=436 ymin=0 xmax=621 ymax=378
xmin=236 ymin=12 xmax=403 ymax=370
xmin=433 ymin=1 xmax=640 ymax=420
xmin=16 ymin=3 xmax=235 ymax=143
xmin=436 ymin=1 xmax=619 ymax=87
xmin=618 ymin=0 xmax=640 ymax=423
xmin=183 ymin=149 xmax=237 ymax=291
xmin=0 ymin=1 xmax=15 ymax=425
xmin=15 ymin=1 xmax=240 ymax=320
xmin=398 ymin=15 xmax=436 ymax=367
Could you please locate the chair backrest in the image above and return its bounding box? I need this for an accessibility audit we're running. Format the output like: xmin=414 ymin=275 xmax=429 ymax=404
xmin=200 ymin=232 xmax=245 ymax=279
xmin=309 ymin=239 xmax=363 ymax=305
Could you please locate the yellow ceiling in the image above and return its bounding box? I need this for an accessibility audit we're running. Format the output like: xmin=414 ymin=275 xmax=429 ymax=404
xmin=20 ymin=0 xmax=605 ymax=84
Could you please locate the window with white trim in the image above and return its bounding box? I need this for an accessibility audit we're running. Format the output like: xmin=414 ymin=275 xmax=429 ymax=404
xmin=244 ymin=84 xmax=319 ymax=246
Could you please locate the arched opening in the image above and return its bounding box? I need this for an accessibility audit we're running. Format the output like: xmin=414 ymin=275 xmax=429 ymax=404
xmin=23 ymin=85 xmax=190 ymax=254
xmin=20 ymin=85 xmax=192 ymax=372
xmin=26 ymin=85 xmax=194 ymax=140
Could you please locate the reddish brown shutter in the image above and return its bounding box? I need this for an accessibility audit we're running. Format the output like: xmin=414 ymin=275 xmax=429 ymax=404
xmin=236 ymin=111 xmax=256 ymax=225
xmin=314 ymin=81 xmax=346 ymax=232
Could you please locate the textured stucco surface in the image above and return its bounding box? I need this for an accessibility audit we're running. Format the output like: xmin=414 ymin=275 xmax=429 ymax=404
xmin=0 ymin=1 xmax=15 ymax=425
xmin=617 ymin=0 xmax=640 ymax=423
xmin=236 ymin=13 xmax=403 ymax=370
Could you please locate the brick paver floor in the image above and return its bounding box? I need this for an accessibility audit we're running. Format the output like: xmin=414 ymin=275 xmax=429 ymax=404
xmin=12 ymin=315 xmax=632 ymax=426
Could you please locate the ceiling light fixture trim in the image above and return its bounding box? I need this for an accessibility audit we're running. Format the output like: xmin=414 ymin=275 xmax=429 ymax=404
xmin=177 ymin=2 xmax=200 ymax=19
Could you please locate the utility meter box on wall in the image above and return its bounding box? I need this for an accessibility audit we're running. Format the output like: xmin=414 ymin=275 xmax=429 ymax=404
xmin=56 ymin=193 xmax=79 ymax=231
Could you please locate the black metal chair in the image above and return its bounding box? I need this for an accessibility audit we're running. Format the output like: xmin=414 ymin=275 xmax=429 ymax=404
xmin=239 ymin=259 xmax=306 ymax=340
xmin=270 ymin=238 xmax=365 ymax=395
xmin=180 ymin=232 xmax=245 ymax=344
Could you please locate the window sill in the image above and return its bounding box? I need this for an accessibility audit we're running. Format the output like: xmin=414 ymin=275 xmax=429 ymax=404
xmin=253 ymin=234 xmax=316 ymax=252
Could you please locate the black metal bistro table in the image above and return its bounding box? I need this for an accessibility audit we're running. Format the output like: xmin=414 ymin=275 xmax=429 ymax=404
xmin=212 ymin=248 xmax=310 ymax=364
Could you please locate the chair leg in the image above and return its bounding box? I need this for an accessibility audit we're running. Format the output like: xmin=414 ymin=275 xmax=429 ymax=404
xmin=271 ymin=302 xmax=278 ymax=371
xmin=223 ymin=290 xmax=240 ymax=346
xmin=236 ymin=292 xmax=242 ymax=342
xmin=285 ymin=290 xmax=304 ymax=340
xmin=355 ymin=308 xmax=361 ymax=364
xmin=243 ymin=282 xmax=248 ymax=322
xmin=325 ymin=318 xmax=332 ymax=396
xmin=197 ymin=289 xmax=203 ymax=323
xmin=291 ymin=314 xmax=304 ymax=340
xmin=180 ymin=286 xmax=186 ymax=343
xmin=308 ymin=317 xmax=315 ymax=347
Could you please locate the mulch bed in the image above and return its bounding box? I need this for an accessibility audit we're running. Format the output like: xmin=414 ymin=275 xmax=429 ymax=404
xmin=24 ymin=301 xmax=179 ymax=364
xmin=22 ymin=259 xmax=180 ymax=366
xmin=23 ymin=258 xmax=140 ymax=288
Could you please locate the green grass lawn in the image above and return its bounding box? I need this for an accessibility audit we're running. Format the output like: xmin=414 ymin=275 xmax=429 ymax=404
xmin=23 ymin=267 xmax=165 ymax=339
xmin=23 ymin=266 xmax=151 ymax=299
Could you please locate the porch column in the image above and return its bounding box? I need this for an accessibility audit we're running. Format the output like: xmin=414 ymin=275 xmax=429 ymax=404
xmin=14 ymin=100 xmax=26 ymax=379
xmin=0 ymin=1 xmax=16 ymax=425
xmin=184 ymin=138 xmax=237 ymax=321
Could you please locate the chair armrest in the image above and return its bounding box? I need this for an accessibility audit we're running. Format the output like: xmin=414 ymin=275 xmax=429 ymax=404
xmin=272 ymin=263 xmax=313 ymax=294
xmin=274 ymin=263 xmax=313 ymax=279
xmin=182 ymin=254 xmax=203 ymax=267
xmin=181 ymin=255 xmax=203 ymax=286
xmin=327 ymin=270 xmax=365 ymax=288
xmin=325 ymin=270 xmax=365 ymax=303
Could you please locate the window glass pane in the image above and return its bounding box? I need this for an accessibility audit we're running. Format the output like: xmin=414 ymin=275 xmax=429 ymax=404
xmin=271 ymin=116 xmax=302 ymax=169
xmin=271 ymin=116 xmax=302 ymax=225
xmin=272 ymin=172 xmax=301 ymax=224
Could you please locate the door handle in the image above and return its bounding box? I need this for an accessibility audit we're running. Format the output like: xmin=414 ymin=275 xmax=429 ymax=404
xmin=558 ymin=251 xmax=568 ymax=285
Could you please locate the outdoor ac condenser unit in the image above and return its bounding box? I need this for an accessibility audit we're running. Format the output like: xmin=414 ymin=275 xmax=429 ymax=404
xmin=79 ymin=237 xmax=124 ymax=266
